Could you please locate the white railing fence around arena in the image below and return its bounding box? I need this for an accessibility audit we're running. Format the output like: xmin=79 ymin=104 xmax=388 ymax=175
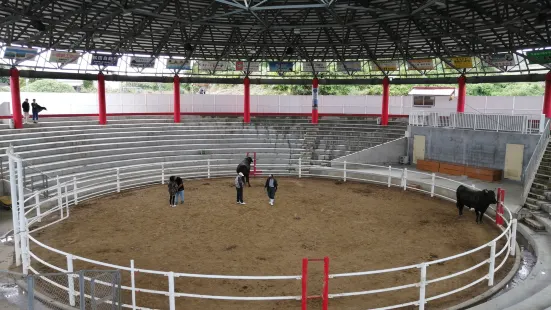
xmin=409 ymin=111 xmax=546 ymax=134
xmin=6 ymin=148 xmax=517 ymax=310
xmin=522 ymin=120 xmax=551 ymax=203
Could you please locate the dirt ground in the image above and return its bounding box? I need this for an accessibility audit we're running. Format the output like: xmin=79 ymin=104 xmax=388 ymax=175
xmin=31 ymin=177 xmax=513 ymax=310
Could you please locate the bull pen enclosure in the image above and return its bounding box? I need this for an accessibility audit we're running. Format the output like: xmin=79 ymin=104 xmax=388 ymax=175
xmin=29 ymin=177 xmax=513 ymax=310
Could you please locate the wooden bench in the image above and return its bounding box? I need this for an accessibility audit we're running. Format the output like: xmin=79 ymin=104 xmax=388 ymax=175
xmin=416 ymin=160 xmax=502 ymax=181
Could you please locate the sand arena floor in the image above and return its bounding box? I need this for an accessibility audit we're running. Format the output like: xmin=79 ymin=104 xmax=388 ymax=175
xmin=31 ymin=177 xmax=513 ymax=310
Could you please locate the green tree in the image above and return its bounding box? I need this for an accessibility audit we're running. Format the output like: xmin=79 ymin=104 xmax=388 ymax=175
xmin=22 ymin=79 xmax=76 ymax=93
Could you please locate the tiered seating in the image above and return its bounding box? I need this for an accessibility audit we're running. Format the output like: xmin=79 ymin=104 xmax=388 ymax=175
xmin=0 ymin=116 xmax=406 ymax=200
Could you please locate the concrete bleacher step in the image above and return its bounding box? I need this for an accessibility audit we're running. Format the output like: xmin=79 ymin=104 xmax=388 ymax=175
xmin=523 ymin=216 xmax=546 ymax=231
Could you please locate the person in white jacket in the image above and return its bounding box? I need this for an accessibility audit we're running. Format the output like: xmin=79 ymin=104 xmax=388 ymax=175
xmin=235 ymin=172 xmax=246 ymax=205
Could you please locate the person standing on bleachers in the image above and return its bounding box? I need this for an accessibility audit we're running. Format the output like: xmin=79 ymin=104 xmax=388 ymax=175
xmin=31 ymin=99 xmax=40 ymax=123
xmin=22 ymin=99 xmax=30 ymax=124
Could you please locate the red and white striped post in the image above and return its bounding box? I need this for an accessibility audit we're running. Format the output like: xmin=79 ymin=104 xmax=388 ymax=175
xmin=312 ymin=77 xmax=319 ymax=124
xmin=496 ymin=188 xmax=505 ymax=225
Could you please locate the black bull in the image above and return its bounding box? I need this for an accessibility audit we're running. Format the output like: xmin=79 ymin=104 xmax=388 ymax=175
xmin=236 ymin=157 xmax=254 ymax=187
xmin=456 ymin=185 xmax=497 ymax=224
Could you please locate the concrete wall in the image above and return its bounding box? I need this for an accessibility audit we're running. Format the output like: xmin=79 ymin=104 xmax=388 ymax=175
xmin=0 ymin=102 xmax=9 ymax=125
xmin=408 ymin=126 xmax=540 ymax=175
xmin=332 ymin=137 xmax=407 ymax=167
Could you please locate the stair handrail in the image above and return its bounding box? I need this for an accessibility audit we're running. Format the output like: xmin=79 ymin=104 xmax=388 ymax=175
xmin=522 ymin=119 xmax=550 ymax=203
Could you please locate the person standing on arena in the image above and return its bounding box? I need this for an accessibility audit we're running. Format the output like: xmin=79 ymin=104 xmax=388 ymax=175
xmin=31 ymin=99 xmax=40 ymax=123
xmin=264 ymin=174 xmax=278 ymax=206
xmin=175 ymin=177 xmax=184 ymax=204
xmin=235 ymin=172 xmax=246 ymax=205
xmin=168 ymin=176 xmax=178 ymax=208
xmin=22 ymin=99 xmax=30 ymax=124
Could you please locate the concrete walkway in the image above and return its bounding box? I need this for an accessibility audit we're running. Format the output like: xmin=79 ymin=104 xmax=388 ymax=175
xmin=353 ymin=165 xmax=524 ymax=213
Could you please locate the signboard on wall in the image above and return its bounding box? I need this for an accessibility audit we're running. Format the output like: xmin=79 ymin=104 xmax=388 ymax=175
xmin=481 ymin=54 xmax=515 ymax=67
xmin=302 ymin=62 xmax=327 ymax=72
xmin=235 ymin=61 xmax=260 ymax=72
xmin=336 ymin=61 xmax=362 ymax=72
xmin=198 ymin=60 xmax=229 ymax=71
xmin=526 ymin=50 xmax=551 ymax=64
xmin=130 ymin=56 xmax=156 ymax=68
xmin=268 ymin=61 xmax=294 ymax=72
xmin=166 ymin=58 xmax=191 ymax=70
xmin=91 ymin=54 xmax=119 ymax=66
xmin=49 ymin=51 xmax=80 ymax=65
xmin=371 ymin=60 xmax=399 ymax=71
xmin=445 ymin=57 xmax=473 ymax=68
xmin=2 ymin=46 xmax=38 ymax=61
xmin=407 ymin=59 xmax=434 ymax=70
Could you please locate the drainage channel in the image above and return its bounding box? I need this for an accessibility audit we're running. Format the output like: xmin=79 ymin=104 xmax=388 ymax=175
xmin=491 ymin=233 xmax=537 ymax=299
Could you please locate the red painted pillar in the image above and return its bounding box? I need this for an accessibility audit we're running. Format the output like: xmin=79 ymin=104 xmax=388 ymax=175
xmin=301 ymin=258 xmax=308 ymax=310
xmin=543 ymin=71 xmax=551 ymax=118
xmin=381 ymin=77 xmax=390 ymax=126
xmin=98 ymin=72 xmax=107 ymax=125
xmin=173 ymin=75 xmax=181 ymax=123
xmin=312 ymin=77 xmax=319 ymax=124
xmin=9 ymin=67 xmax=23 ymax=129
xmin=457 ymin=75 xmax=466 ymax=113
xmin=244 ymin=77 xmax=250 ymax=123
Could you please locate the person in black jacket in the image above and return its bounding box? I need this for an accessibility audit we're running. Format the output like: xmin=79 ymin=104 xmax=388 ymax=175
xmin=264 ymin=174 xmax=278 ymax=206
xmin=22 ymin=99 xmax=30 ymax=124
xmin=175 ymin=177 xmax=184 ymax=204
xmin=31 ymin=99 xmax=41 ymax=123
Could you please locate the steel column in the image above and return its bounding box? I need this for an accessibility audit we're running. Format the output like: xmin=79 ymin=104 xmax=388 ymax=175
xmin=543 ymin=71 xmax=551 ymax=118
xmin=9 ymin=68 xmax=23 ymax=129
xmin=381 ymin=77 xmax=390 ymax=126
xmin=173 ymin=75 xmax=181 ymax=123
xmin=244 ymin=76 xmax=250 ymax=123
xmin=457 ymin=75 xmax=466 ymax=113
xmin=98 ymin=72 xmax=107 ymax=125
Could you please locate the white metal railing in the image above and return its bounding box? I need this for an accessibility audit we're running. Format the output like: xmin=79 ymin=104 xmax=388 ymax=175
xmin=409 ymin=111 xmax=545 ymax=134
xmin=6 ymin=149 xmax=516 ymax=310
xmin=522 ymin=120 xmax=551 ymax=203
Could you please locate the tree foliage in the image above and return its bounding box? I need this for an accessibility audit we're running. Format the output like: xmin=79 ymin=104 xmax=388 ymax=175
xmin=22 ymin=79 xmax=76 ymax=93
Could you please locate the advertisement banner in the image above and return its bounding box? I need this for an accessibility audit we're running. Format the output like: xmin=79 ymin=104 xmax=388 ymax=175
xmin=302 ymin=62 xmax=327 ymax=72
xmin=198 ymin=60 xmax=229 ymax=71
xmin=407 ymin=59 xmax=434 ymax=70
xmin=268 ymin=61 xmax=294 ymax=72
xmin=445 ymin=57 xmax=473 ymax=69
xmin=336 ymin=61 xmax=362 ymax=72
xmin=2 ymin=46 xmax=38 ymax=61
xmin=526 ymin=50 xmax=551 ymax=64
xmin=235 ymin=61 xmax=260 ymax=72
xmin=481 ymin=54 xmax=515 ymax=67
xmin=130 ymin=56 xmax=156 ymax=68
xmin=90 ymin=54 xmax=119 ymax=66
xmin=49 ymin=51 xmax=80 ymax=65
xmin=166 ymin=58 xmax=191 ymax=70
xmin=371 ymin=60 xmax=399 ymax=71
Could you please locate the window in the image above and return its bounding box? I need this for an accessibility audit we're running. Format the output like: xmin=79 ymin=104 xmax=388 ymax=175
xmin=413 ymin=96 xmax=435 ymax=107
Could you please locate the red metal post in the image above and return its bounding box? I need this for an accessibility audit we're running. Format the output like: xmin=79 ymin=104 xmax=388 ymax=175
xmin=173 ymin=75 xmax=181 ymax=123
xmin=543 ymin=71 xmax=551 ymax=118
xmin=499 ymin=189 xmax=505 ymax=225
xmin=323 ymin=257 xmax=329 ymax=310
xmin=381 ymin=77 xmax=390 ymax=126
xmin=457 ymin=75 xmax=466 ymax=113
xmin=312 ymin=77 xmax=319 ymax=124
xmin=495 ymin=188 xmax=502 ymax=225
xmin=98 ymin=72 xmax=107 ymax=125
xmin=244 ymin=76 xmax=251 ymax=123
xmin=302 ymin=258 xmax=308 ymax=310
xmin=9 ymin=67 xmax=23 ymax=129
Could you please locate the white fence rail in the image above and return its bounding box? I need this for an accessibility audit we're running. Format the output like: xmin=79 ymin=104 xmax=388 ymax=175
xmin=409 ymin=111 xmax=546 ymax=134
xmin=522 ymin=120 xmax=551 ymax=203
xmin=0 ymin=93 xmax=544 ymax=116
xmin=7 ymin=149 xmax=516 ymax=310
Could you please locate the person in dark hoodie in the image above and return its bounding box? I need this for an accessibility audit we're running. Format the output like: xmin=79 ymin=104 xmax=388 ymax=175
xmin=31 ymin=99 xmax=46 ymax=123
xmin=22 ymin=99 xmax=30 ymax=124
xmin=175 ymin=177 xmax=184 ymax=204
xmin=264 ymin=174 xmax=278 ymax=206
xmin=168 ymin=176 xmax=178 ymax=208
